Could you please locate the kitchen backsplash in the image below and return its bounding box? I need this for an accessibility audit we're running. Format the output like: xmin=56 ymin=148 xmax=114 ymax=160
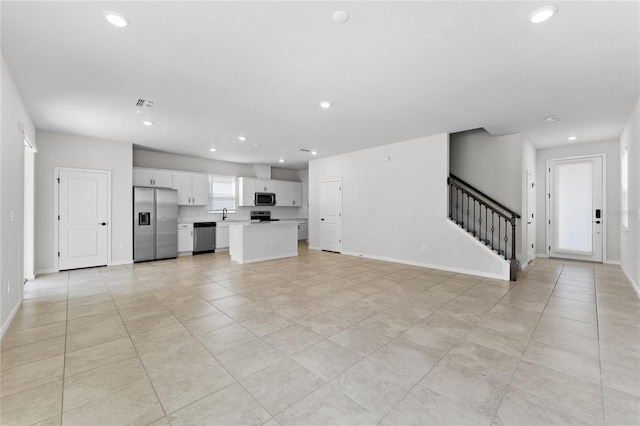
xmin=178 ymin=205 xmax=307 ymax=223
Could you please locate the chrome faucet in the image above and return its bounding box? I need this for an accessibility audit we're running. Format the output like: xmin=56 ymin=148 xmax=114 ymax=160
xmin=222 ymin=208 xmax=228 ymax=220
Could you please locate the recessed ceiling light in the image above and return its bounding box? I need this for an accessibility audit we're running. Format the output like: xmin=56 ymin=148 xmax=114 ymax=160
xmin=332 ymin=10 xmax=349 ymax=24
xmin=529 ymin=6 xmax=558 ymax=24
xmin=279 ymin=159 xmax=285 ymax=163
xmin=311 ymin=151 xmax=318 ymax=155
xmin=544 ymin=116 xmax=557 ymax=123
xmin=568 ymin=136 xmax=577 ymax=141
xmin=238 ymin=136 xmax=246 ymax=141
xmin=142 ymin=120 xmax=153 ymax=126
xmin=103 ymin=11 xmax=130 ymax=28
xmin=210 ymin=148 xmax=216 ymax=152
xmin=320 ymin=101 xmax=331 ymax=109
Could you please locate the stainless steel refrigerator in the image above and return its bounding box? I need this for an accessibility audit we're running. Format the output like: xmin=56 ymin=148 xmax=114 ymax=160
xmin=133 ymin=187 xmax=178 ymax=262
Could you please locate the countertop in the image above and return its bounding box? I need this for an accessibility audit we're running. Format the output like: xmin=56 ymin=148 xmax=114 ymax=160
xmin=179 ymin=218 xmax=307 ymax=225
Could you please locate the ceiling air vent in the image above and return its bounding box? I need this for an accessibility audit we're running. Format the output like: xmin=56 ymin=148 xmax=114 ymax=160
xmin=134 ymin=98 xmax=157 ymax=110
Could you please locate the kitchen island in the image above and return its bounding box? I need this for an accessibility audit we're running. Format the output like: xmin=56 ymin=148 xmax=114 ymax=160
xmin=229 ymin=221 xmax=298 ymax=264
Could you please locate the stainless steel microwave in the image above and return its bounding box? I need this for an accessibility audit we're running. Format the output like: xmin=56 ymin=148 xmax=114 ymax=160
xmin=255 ymin=192 xmax=276 ymax=206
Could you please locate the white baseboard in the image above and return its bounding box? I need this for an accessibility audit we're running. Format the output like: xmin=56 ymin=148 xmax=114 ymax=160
xmin=35 ymin=268 xmax=58 ymax=276
xmin=109 ymin=260 xmax=133 ymax=266
xmin=604 ymin=260 xmax=621 ymax=265
xmin=232 ymin=252 xmax=298 ymax=264
xmin=341 ymin=251 xmax=508 ymax=281
xmin=308 ymin=246 xmax=321 ymax=251
xmin=0 ymin=296 xmax=23 ymax=339
xmin=536 ymin=254 xmax=550 ymax=258
xmin=621 ymin=263 xmax=640 ymax=298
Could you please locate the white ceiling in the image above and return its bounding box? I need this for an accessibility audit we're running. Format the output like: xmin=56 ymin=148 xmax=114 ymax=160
xmin=2 ymin=1 xmax=638 ymax=170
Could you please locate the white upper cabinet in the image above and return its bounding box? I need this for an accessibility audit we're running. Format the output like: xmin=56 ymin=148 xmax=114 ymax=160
xmin=133 ymin=168 xmax=173 ymax=188
xmin=172 ymin=172 xmax=209 ymax=206
xmin=282 ymin=181 xmax=303 ymax=207
xmin=272 ymin=180 xmax=284 ymax=206
xmin=256 ymin=179 xmax=273 ymax=193
xmin=237 ymin=177 xmax=256 ymax=207
xmin=238 ymin=177 xmax=302 ymax=207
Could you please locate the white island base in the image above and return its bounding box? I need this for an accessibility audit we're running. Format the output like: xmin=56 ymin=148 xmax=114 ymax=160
xmin=229 ymin=221 xmax=298 ymax=264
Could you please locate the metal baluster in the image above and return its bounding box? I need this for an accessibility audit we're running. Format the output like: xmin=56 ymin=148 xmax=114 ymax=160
xmin=491 ymin=212 xmax=495 ymax=252
xmin=504 ymin=219 xmax=509 ymax=260
xmin=473 ymin=199 xmax=476 ymax=237
xmin=498 ymin=217 xmax=501 ymax=256
xmin=485 ymin=205 xmax=488 ymax=245
xmin=465 ymin=194 xmax=470 ymax=231
xmin=448 ymin=183 xmax=452 ymax=219
xmin=456 ymin=188 xmax=460 ymax=225
xmin=510 ymin=215 xmax=517 ymax=281
xmin=477 ymin=202 xmax=483 ymax=242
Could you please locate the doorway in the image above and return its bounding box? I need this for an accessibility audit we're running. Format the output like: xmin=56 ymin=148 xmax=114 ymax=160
xmin=55 ymin=167 xmax=111 ymax=270
xmin=23 ymin=139 xmax=36 ymax=280
xmin=526 ymin=171 xmax=536 ymax=263
xmin=320 ymin=179 xmax=342 ymax=253
xmin=547 ymin=155 xmax=604 ymax=262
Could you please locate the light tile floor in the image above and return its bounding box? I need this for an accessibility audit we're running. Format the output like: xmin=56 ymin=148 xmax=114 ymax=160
xmin=1 ymin=244 xmax=639 ymax=425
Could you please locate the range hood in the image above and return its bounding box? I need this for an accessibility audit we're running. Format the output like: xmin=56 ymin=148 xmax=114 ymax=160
xmin=253 ymin=164 xmax=271 ymax=179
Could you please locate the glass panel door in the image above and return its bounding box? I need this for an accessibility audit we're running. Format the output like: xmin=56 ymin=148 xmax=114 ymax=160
xmin=549 ymin=156 xmax=603 ymax=262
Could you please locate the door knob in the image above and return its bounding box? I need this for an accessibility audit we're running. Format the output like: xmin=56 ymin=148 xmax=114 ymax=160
xmin=593 ymin=221 xmax=601 ymax=224
xmin=99 ymin=222 xmax=107 ymax=226
xmin=321 ymin=218 xmax=325 ymax=221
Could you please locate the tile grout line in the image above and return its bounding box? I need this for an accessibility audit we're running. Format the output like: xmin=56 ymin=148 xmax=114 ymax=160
xmin=59 ymin=270 xmax=70 ymax=424
xmin=485 ymin=259 xmax=563 ymax=424
xmin=594 ymin=268 xmax=608 ymax=425
xmin=99 ymin=264 xmax=169 ymax=424
xmin=496 ymin=262 xmax=606 ymax=424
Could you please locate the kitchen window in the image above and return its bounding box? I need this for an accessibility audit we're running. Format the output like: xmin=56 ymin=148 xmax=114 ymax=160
xmin=209 ymin=175 xmax=236 ymax=212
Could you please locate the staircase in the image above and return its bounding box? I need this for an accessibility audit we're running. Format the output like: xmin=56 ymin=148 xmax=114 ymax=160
xmin=448 ymin=174 xmax=520 ymax=281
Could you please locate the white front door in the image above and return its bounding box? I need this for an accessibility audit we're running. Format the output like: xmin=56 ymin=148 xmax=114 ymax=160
xmin=526 ymin=172 xmax=536 ymax=262
xmin=548 ymin=156 xmax=603 ymax=262
xmin=58 ymin=168 xmax=109 ymax=270
xmin=320 ymin=179 xmax=342 ymax=253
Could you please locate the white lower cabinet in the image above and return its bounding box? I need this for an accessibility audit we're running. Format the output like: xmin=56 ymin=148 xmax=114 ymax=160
xmin=216 ymin=225 xmax=230 ymax=250
xmin=178 ymin=224 xmax=193 ymax=253
xmin=297 ymin=221 xmax=307 ymax=241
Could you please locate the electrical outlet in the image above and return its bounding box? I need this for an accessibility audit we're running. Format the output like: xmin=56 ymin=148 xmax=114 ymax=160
xmin=120 ymin=243 xmax=126 ymax=250
xmin=7 ymin=281 xmax=10 ymax=293
xmin=421 ymin=245 xmax=427 ymax=252
xmin=10 ymin=210 xmax=14 ymax=222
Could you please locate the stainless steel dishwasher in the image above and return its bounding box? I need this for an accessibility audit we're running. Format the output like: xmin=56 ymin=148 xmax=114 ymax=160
xmin=193 ymin=222 xmax=216 ymax=254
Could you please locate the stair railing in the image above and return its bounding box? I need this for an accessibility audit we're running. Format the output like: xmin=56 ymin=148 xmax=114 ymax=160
xmin=448 ymin=174 xmax=520 ymax=281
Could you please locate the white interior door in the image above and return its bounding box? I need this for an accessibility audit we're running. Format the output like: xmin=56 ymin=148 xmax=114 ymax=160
xmin=320 ymin=179 xmax=342 ymax=253
xmin=526 ymin=172 xmax=536 ymax=262
xmin=549 ymin=156 xmax=603 ymax=262
xmin=58 ymin=169 xmax=109 ymax=270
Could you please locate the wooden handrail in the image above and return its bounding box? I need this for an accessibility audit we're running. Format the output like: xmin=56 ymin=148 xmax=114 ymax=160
xmin=448 ymin=174 xmax=521 ymax=219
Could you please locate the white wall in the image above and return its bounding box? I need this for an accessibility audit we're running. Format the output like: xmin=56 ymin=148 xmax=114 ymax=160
xmin=1 ymin=55 xmax=35 ymax=336
xmin=133 ymin=148 xmax=254 ymax=177
xmin=35 ymin=131 xmax=133 ymax=274
xmin=521 ymin=137 xmax=537 ymax=264
xmin=450 ymin=128 xmax=523 ymax=213
xmin=535 ymin=139 xmax=621 ymax=262
xmin=620 ymin=98 xmax=640 ymax=293
xmin=308 ymin=133 xmax=509 ymax=279
xmin=449 ymin=128 xmax=533 ymax=267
